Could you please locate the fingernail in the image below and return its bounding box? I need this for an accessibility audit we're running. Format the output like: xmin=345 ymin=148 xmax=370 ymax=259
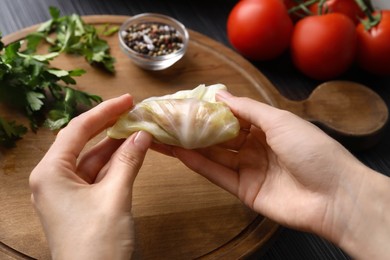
xmin=216 ymin=90 xmax=233 ymax=101
xmin=117 ymin=93 xmax=132 ymax=101
xmin=133 ymin=131 xmax=152 ymax=151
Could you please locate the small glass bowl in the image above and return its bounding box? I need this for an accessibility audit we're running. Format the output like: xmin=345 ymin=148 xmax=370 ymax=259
xmin=118 ymin=13 xmax=189 ymax=70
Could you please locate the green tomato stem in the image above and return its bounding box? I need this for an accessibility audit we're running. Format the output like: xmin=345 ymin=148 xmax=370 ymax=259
xmin=317 ymin=0 xmax=326 ymax=15
xmin=354 ymin=0 xmax=381 ymax=30
xmin=288 ymin=0 xmax=319 ymax=15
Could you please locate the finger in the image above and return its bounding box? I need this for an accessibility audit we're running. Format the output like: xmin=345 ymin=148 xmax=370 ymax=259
xmin=237 ymin=117 xmax=251 ymax=131
xmin=102 ymin=131 xmax=152 ymax=194
xmin=172 ymin=147 xmax=239 ymax=195
xmin=216 ymin=90 xmax=286 ymax=133
xmin=76 ymin=137 xmax=125 ymax=184
xmin=196 ymin=127 xmax=267 ymax=171
xmin=48 ymin=94 xmax=133 ymax=163
xmin=218 ymin=91 xmax=251 ymax=129
xmin=218 ymin=128 xmax=249 ymax=151
xmin=150 ymin=127 xmax=250 ymax=156
xmin=150 ymin=142 xmax=175 ymax=157
xmin=196 ymin=146 xmax=239 ymax=170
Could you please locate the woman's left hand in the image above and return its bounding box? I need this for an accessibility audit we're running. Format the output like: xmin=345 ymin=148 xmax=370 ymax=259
xmin=29 ymin=94 xmax=152 ymax=260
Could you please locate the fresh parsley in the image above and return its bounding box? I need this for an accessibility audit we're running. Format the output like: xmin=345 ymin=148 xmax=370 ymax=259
xmin=25 ymin=6 xmax=117 ymax=73
xmin=0 ymin=28 xmax=102 ymax=147
xmin=0 ymin=7 xmax=119 ymax=148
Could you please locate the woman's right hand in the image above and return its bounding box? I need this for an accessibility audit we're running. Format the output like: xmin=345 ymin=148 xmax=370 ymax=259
xmin=158 ymin=91 xmax=390 ymax=259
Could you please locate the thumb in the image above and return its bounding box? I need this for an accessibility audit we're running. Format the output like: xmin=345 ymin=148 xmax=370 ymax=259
xmin=105 ymin=131 xmax=153 ymax=190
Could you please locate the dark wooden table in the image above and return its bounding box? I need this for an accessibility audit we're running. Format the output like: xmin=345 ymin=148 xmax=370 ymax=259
xmin=1 ymin=0 xmax=389 ymax=259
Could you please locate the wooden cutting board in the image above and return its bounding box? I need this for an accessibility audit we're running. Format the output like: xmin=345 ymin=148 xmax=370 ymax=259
xmin=0 ymin=16 xmax=280 ymax=259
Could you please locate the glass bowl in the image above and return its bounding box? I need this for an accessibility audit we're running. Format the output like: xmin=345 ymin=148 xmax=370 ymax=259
xmin=118 ymin=13 xmax=189 ymax=70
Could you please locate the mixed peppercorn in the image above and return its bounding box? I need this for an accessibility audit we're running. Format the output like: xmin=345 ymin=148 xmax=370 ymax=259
xmin=121 ymin=22 xmax=184 ymax=57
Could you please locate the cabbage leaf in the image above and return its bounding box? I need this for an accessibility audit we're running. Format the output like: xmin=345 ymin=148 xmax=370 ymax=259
xmin=107 ymin=84 xmax=240 ymax=149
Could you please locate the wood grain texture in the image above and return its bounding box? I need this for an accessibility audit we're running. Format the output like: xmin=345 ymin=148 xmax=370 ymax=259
xmin=0 ymin=16 xmax=280 ymax=259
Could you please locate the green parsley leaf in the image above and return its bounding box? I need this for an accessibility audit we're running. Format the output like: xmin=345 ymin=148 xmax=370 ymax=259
xmin=26 ymin=91 xmax=45 ymax=111
xmin=45 ymin=87 xmax=102 ymax=130
xmin=18 ymin=51 xmax=59 ymax=62
xmin=27 ymin=6 xmax=116 ymax=73
xmin=0 ymin=31 xmax=102 ymax=147
xmin=47 ymin=69 xmax=71 ymax=78
xmin=0 ymin=117 xmax=28 ymax=148
xmin=49 ymin=6 xmax=61 ymax=20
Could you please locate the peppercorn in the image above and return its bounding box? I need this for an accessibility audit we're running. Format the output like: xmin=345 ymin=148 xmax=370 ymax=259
xmin=121 ymin=22 xmax=184 ymax=56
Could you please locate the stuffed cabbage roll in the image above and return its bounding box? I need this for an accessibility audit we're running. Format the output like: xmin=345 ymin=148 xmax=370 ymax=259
xmin=107 ymin=84 xmax=240 ymax=149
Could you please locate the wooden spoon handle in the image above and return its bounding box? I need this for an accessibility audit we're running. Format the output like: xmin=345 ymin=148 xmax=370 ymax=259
xmin=274 ymin=81 xmax=389 ymax=149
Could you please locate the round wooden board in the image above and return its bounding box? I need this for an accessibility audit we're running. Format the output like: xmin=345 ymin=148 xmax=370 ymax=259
xmin=0 ymin=16 xmax=280 ymax=259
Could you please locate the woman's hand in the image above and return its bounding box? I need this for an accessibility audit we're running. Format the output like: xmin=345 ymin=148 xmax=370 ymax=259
xmin=163 ymin=91 xmax=356 ymax=232
xmin=29 ymin=94 xmax=152 ymax=260
xmin=155 ymin=91 xmax=390 ymax=259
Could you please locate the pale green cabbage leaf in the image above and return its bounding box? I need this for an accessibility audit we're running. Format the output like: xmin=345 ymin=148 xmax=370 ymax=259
xmin=107 ymin=84 xmax=240 ymax=149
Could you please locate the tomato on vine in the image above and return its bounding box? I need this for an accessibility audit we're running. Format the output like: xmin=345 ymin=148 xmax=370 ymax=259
xmin=227 ymin=0 xmax=294 ymax=61
xmin=309 ymin=0 xmax=365 ymax=24
xmin=356 ymin=10 xmax=390 ymax=75
xmin=290 ymin=13 xmax=357 ymax=80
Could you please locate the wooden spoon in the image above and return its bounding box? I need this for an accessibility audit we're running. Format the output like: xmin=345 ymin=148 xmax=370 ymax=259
xmin=276 ymin=80 xmax=389 ymax=149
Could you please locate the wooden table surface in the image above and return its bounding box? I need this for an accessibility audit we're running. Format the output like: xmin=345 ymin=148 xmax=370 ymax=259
xmin=1 ymin=1 xmax=390 ymax=259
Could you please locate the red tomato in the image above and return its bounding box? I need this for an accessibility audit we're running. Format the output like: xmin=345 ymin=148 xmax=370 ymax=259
xmin=227 ymin=0 xmax=294 ymax=61
xmin=290 ymin=13 xmax=357 ymax=80
xmin=356 ymin=11 xmax=390 ymax=75
xmin=309 ymin=0 xmax=365 ymax=24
